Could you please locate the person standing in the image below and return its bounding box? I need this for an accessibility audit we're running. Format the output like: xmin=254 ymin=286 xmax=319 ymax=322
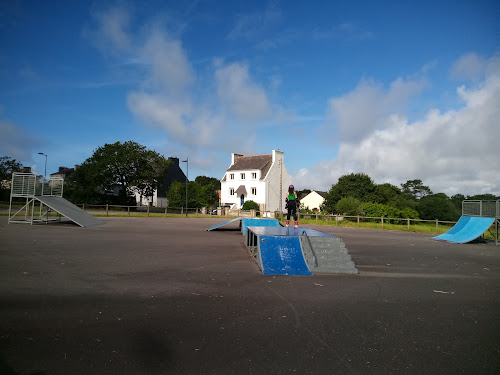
xmin=285 ymin=184 xmax=299 ymax=228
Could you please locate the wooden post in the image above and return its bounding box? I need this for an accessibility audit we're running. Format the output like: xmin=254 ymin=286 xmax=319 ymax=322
xmin=381 ymin=216 xmax=384 ymax=229
xmin=316 ymin=214 xmax=318 ymax=223
xmin=335 ymin=214 xmax=338 ymax=225
xmin=357 ymin=215 xmax=360 ymax=226
xmin=147 ymin=205 xmax=150 ymax=216
xmin=128 ymin=206 xmax=130 ymax=216
xmin=407 ymin=218 xmax=410 ymax=230
xmin=165 ymin=207 xmax=167 ymax=217
xmin=181 ymin=207 xmax=183 ymax=216
xmin=83 ymin=203 xmax=85 ymax=211
xmin=106 ymin=204 xmax=109 ymax=216
xmin=436 ymin=219 xmax=439 ymax=233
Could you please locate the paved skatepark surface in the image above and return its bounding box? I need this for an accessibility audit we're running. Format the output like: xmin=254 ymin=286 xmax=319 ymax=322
xmin=0 ymin=217 xmax=499 ymax=374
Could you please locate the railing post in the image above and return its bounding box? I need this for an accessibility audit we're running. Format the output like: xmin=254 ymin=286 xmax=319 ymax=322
xmin=407 ymin=218 xmax=410 ymax=230
xmin=357 ymin=215 xmax=360 ymax=226
xmin=181 ymin=207 xmax=183 ymax=216
xmin=128 ymin=206 xmax=130 ymax=216
xmin=106 ymin=204 xmax=109 ymax=216
xmin=436 ymin=219 xmax=439 ymax=232
xmin=165 ymin=207 xmax=167 ymax=217
xmin=335 ymin=214 xmax=338 ymax=225
xmin=381 ymin=216 xmax=384 ymax=229
xmin=147 ymin=205 xmax=150 ymax=216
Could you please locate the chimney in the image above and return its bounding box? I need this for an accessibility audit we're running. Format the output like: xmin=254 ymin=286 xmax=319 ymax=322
xmin=231 ymin=153 xmax=243 ymax=166
xmin=168 ymin=157 xmax=180 ymax=167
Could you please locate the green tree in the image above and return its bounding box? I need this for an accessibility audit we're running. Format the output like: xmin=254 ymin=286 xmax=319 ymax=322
xmin=65 ymin=141 xmax=169 ymax=205
xmin=401 ymin=179 xmax=433 ymax=200
xmin=335 ymin=197 xmax=363 ymax=216
xmin=166 ymin=181 xmax=185 ymax=207
xmin=324 ymin=173 xmax=376 ymax=213
xmin=373 ymin=183 xmax=402 ymax=205
xmin=417 ymin=194 xmax=460 ymax=221
xmin=0 ymin=156 xmax=24 ymax=200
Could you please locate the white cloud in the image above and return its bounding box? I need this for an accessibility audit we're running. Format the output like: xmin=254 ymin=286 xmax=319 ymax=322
xmin=450 ymin=52 xmax=485 ymax=81
xmin=215 ymin=61 xmax=272 ymax=119
xmin=0 ymin=115 xmax=41 ymax=162
xmin=84 ymin=5 xmax=132 ymax=54
xmin=325 ymin=76 xmax=428 ymax=142
xmin=293 ymin=55 xmax=500 ymax=196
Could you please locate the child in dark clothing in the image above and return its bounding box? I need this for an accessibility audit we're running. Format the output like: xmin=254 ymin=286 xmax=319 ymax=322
xmin=285 ymin=184 xmax=299 ymax=228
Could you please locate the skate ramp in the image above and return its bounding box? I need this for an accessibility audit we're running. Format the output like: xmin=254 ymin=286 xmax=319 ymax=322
xmin=258 ymin=236 xmax=312 ymax=276
xmin=206 ymin=217 xmax=242 ymax=231
xmin=434 ymin=216 xmax=495 ymax=243
xmin=241 ymin=218 xmax=279 ymax=235
xmin=35 ymin=196 xmax=102 ymax=228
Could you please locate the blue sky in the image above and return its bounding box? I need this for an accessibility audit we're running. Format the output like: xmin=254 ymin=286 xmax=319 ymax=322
xmin=1 ymin=0 xmax=499 ymax=196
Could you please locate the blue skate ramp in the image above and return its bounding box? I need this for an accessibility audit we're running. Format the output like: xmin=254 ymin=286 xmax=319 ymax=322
xmin=259 ymin=236 xmax=312 ymax=276
xmin=206 ymin=217 xmax=242 ymax=231
xmin=241 ymin=218 xmax=279 ymax=235
xmin=434 ymin=216 xmax=495 ymax=243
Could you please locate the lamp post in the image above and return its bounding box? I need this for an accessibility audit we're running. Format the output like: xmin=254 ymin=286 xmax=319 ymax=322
xmin=38 ymin=152 xmax=47 ymax=181
xmin=182 ymin=157 xmax=188 ymax=217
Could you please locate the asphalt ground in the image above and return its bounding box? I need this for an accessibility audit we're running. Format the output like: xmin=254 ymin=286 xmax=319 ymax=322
xmin=0 ymin=216 xmax=499 ymax=375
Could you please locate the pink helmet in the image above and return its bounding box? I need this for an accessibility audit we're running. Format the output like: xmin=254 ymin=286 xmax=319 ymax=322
xmin=289 ymin=184 xmax=294 ymax=189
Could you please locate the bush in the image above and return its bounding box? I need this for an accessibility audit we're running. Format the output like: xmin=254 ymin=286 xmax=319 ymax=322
xmin=242 ymin=200 xmax=260 ymax=211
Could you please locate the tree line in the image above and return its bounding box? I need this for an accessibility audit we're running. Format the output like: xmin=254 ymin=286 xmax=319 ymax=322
xmin=311 ymin=173 xmax=499 ymax=221
xmin=0 ymin=141 xmax=220 ymax=208
xmin=2 ymin=149 xmax=498 ymax=220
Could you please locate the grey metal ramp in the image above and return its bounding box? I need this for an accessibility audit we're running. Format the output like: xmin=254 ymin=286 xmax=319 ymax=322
xmin=206 ymin=217 xmax=242 ymax=231
xmin=35 ymin=196 xmax=102 ymax=228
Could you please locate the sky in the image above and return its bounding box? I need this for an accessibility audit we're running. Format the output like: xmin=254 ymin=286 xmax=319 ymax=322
xmin=1 ymin=0 xmax=499 ymax=197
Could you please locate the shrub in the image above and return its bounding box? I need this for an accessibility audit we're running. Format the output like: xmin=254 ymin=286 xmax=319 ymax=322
xmin=242 ymin=200 xmax=260 ymax=211
xmin=335 ymin=197 xmax=363 ymax=216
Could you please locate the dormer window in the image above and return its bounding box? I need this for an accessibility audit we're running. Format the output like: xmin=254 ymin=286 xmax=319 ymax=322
xmin=240 ymin=173 xmax=245 ymax=180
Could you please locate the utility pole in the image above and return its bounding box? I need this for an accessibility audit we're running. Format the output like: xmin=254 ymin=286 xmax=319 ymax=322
xmin=182 ymin=157 xmax=188 ymax=217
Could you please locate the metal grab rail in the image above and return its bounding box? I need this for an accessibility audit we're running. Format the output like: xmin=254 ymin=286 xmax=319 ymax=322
xmin=302 ymin=230 xmax=318 ymax=268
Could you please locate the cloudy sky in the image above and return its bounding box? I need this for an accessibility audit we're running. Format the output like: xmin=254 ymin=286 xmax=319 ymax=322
xmin=1 ymin=0 xmax=499 ymax=196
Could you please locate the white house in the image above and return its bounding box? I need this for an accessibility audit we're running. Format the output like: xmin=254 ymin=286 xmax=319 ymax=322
xmin=220 ymin=150 xmax=291 ymax=212
xmin=300 ymin=190 xmax=327 ymax=212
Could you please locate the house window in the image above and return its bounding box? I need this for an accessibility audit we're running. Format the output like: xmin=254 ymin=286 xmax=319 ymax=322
xmin=251 ymin=187 xmax=257 ymax=195
xmin=230 ymin=173 xmax=234 ymax=180
xmin=230 ymin=188 xmax=235 ymax=195
xmin=240 ymin=173 xmax=245 ymax=180
xmin=251 ymin=172 xmax=257 ymax=179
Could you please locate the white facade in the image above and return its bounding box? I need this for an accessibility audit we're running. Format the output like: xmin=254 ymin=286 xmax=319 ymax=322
xmin=300 ymin=191 xmax=327 ymax=211
xmin=220 ymin=150 xmax=291 ymax=212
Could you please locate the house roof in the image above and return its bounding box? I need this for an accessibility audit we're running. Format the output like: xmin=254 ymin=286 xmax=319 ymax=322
xmin=226 ymin=154 xmax=272 ymax=179
xmin=315 ymin=191 xmax=327 ymax=198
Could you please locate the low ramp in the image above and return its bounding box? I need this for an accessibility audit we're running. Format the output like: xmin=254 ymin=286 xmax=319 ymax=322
xmin=258 ymin=236 xmax=312 ymax=276
xmin=35 ymin=196 xmax=102 ymax=228
xmin=241 ymin=218 xmax=279 ymax=235
xmin=206 ymin=217 xmax=242 ymax=231
xmin=434 ymin=216 xmax=495 ymax=243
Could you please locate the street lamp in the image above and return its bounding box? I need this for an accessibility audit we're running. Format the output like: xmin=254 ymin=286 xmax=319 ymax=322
xmin=182 ymin=157 xmax=188 ymax=217
xmin=38 ymin=152 xmax=47 ymax=181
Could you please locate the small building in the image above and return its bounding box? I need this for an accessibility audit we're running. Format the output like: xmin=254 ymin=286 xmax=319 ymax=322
xmin=135 ymin=157 xmax=187 ymax=207
xmin=220 ymin=150 xmax=291 ymax=212
xmin=300 ymin=190 xmax=327 ymax=212
xmin=50 ymin=166 xmax=77 ymax=180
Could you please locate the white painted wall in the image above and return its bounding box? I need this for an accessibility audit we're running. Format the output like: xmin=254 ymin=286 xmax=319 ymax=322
xmin=300 ymin=191 xmax=325 ymax=211
xmin=264 ymin=150 xmax=291 ymax=212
